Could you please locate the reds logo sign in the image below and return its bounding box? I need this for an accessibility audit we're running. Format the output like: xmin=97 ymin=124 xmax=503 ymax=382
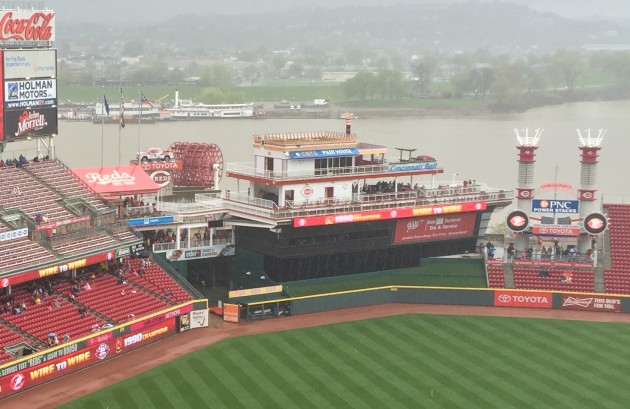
xmin=150 ymin=170 xmax=171 ymax=188
xmin=301 ymin=185 xmax=313 ymax=197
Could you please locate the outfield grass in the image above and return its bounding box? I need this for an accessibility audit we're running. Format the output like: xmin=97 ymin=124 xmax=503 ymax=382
xmin=59 ymin=314 xmax=630 ymax=409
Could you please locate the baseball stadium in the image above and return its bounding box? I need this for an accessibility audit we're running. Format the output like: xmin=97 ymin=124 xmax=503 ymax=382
xmin=1 ymin=6 xmax=630 ymax=409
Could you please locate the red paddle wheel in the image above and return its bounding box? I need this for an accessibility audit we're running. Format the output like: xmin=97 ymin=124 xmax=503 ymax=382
xmin=168 ymin=142 xmax=223 ymax=189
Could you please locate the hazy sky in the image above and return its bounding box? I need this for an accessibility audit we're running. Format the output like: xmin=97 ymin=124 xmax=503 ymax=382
xmin=43 ymin=0 xmax=630 ymax=24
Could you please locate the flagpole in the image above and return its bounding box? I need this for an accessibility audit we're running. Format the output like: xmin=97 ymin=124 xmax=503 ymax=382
xmin=138 ymin=84 xmax=142 ymax=160
xmin=119 ymin=86 xmax=125 ymax=166
xmin=101 ymin=86 xmax=105 ymax=167
xmin=118 ymin=110 xmax=122 ymax=166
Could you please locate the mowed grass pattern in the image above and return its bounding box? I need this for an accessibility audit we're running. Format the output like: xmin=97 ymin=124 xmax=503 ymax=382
xmin=59 ymin=314 xmax=630 ymax=409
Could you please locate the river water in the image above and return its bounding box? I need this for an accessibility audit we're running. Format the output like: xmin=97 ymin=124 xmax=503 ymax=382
xmin=4 ymin=100 xmax=629 ymax=213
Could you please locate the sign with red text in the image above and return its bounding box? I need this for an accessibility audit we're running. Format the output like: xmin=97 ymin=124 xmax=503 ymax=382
xmin=0 ymin=250 xmax=116 ymax=288
xmin=494 ymin=290 xmax=552 ymax=309
xmin=531 ymin=224 xmax=580 ymax=237
xmin=561 ymin=294 xmax=621 ymax=313
xmin=223 ymin=303 xmax=240 ymax=323
xmin=0 ymin=10 xmax=55 ymax=44
xmin=393 ymin=212 xmax=476 ymax=244
xmin=0 ymin=317 xmax=176 ymax=398
xmin=140 ymin=160 xmax=183 ymax=171
xmin=294 ymin=201 xmax=486 ymax=228
xmin=3 ymin=107 xmax=57 ymax=140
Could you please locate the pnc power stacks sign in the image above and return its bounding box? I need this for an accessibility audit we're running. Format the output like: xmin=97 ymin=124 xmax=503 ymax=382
xmin=0 ymin=10 xmax=57 ymax=143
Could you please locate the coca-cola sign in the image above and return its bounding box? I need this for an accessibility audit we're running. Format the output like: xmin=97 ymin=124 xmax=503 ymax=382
xmin=0 ymin=10 xmax=55 ymax=42
xmin=4 ymin=107 xmax=58 ymax=140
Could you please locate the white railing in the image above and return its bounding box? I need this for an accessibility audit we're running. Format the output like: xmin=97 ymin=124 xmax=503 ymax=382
xmin=147 ymin=185 xmax=513 ymax=223
xmin=152 ymin=237 xmax=233 ymax=252
xmin=226 ymin=162 xmax=407 ymax=181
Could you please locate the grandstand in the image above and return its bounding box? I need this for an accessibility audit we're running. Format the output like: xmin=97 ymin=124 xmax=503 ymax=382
xmin=0 ymin=158 xmax=197 ymax=361
xmin=485 ymin=202 xmax=630 ymax=294
xmin=603 ymin=203 xmax=630 ymax=293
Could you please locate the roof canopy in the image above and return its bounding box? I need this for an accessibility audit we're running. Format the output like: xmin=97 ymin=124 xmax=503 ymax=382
xmin=72 ymin=165 xmax=160 ymax=196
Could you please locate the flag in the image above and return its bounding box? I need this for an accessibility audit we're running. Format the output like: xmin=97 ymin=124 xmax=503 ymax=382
xmin=119 ymin=88 xmax=126 ymax=128
xmin=103 ymin=94 xmax=110 ymax=116
xmin=140 ymin=93 xmax=154 ymax=108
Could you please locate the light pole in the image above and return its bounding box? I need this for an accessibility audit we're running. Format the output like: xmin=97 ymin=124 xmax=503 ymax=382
xmin=452 ymin=172 xmax=459 ymax=183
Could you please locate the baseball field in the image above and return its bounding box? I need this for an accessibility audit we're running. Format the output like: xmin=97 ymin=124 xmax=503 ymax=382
xmin=57 ymin=314 xmax=630 ymax=409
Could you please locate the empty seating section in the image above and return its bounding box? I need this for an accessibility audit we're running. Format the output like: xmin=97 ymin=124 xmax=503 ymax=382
xmin=127 ymin=259 xmax=193 ymax=304
xmin=513 ymin=267 xmax=594 ymax=292
xmin=486 ymin=264 xmax=505 ymax=288
xmin=0 ymin=166 xmax=74 ymax=221
xmin=73 ymin=275 xmax=169 ymax=322
xmin=603 ymin=204 xmax=630 ymax=294
xmin=0 ymin=236 xmax=56 ymax=272
xmin=52 ymin=231 xmax=117 ymax=257
xmin=111 ymin=225 xmax=140 ymax=242
xmin=0 ymin=326 xmax=30 ymax=363
xmin=27 ymin=161 xmax=110 ymax=212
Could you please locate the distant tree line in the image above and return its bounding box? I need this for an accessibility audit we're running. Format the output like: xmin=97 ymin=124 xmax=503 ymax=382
xmin=59 ymin=48 xmax=630 ymax=109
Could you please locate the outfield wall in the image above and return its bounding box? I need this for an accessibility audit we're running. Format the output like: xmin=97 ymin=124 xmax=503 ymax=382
xmin=243 ymin=287 xmax=630 ymax=319
xmin=0 ymin=300 xmax=208 ymax=400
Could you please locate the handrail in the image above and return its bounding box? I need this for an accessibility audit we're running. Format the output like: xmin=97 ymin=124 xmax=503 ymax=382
xmin=151 ymin=255 xmax=206 ymax=299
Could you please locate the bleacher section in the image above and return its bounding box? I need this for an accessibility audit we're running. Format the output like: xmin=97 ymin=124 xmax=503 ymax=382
xmin=26 ymin=160 xmax=111 ymax=212
xmin=513 ymin=267 xmax=594 ymax=292
xmin=70 ymin=275 xmax=169 ymax=322
xmin=126 ymin=259 xmax=193 ymax=304
xmin=0 ymin=159 xmax=141 ymax=274
xmin=0 ymin=256 xmax=195 ymax=356
xmin=0 ymin=158 xmax=200 ymax=364
xmin=0 ymin=223 xmax=56 ymax=272
xmin=0 ymin=326 xmax=31 ymax=363
xmin=0 ymin=166 xmax=75 ymax=221
xmin=486 ymin=263 xmax=505 ymax=288
xmin=604 ymin=204 xmax=630 ymax=293
xmin=52 ymin=231 xmax=117 ymax=257
xmin=1 ymin=286 xmax=106 ymax=344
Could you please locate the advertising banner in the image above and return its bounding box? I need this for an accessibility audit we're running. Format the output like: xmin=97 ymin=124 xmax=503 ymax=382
xmin=531 ymin=224 xmax=580 ymax=237
xmin=128 ymin=216 xmax=174 ymax=227
xmin=388 ymin=162 xmax=437 ymax=171
xmin=532 ymin=199 xmax=579 ymax=214
xmin=1 ymin=250 xmax=117 ymax=288
xmin=190 ymin=309 xmax=209 ymax=328
xmin=35 ymin=215 xmax=91 ymax=231
xmin=494 ymin=290 xmax=552 ymax=309
xmin=140 ymin=160 xmax=183 ymax=171
xmin=4 ymin=78 xmax=56 ymax=110
xmin=223 ymin=303 xmax=240 ymax=323
xmin=0 ymin=317 xmax=175 ymax=398
xmin=289 ymin=148 xmax=359 ymax=159
xmin=72 ymin=165 xmax=160 ymax=195
xmin=229 ymin=285 xmax=283 ymax=299
xmin=177 ymin=314 xmax=191 ymax=333
xmin=0 ymin=11 xmax=55 ymax=45
xmin=393 ymin=212 xmax=476 ymax=244
xmin=0 ymin=227 xmax=28 ymax=242
xmin=129 ymin=304 xmax=193 ymax=332
xmin=3 ymin=49 xmax=56 ymax=79
xmin=4 ymin=107 xmax=57 ymax=140
xmin=294 ymin=201 xmax=486 ymax=228
xmin=561 ymin=294 xmax=621 ymax=313
xmin=165 ymin=244 xmax=235 ymax=261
